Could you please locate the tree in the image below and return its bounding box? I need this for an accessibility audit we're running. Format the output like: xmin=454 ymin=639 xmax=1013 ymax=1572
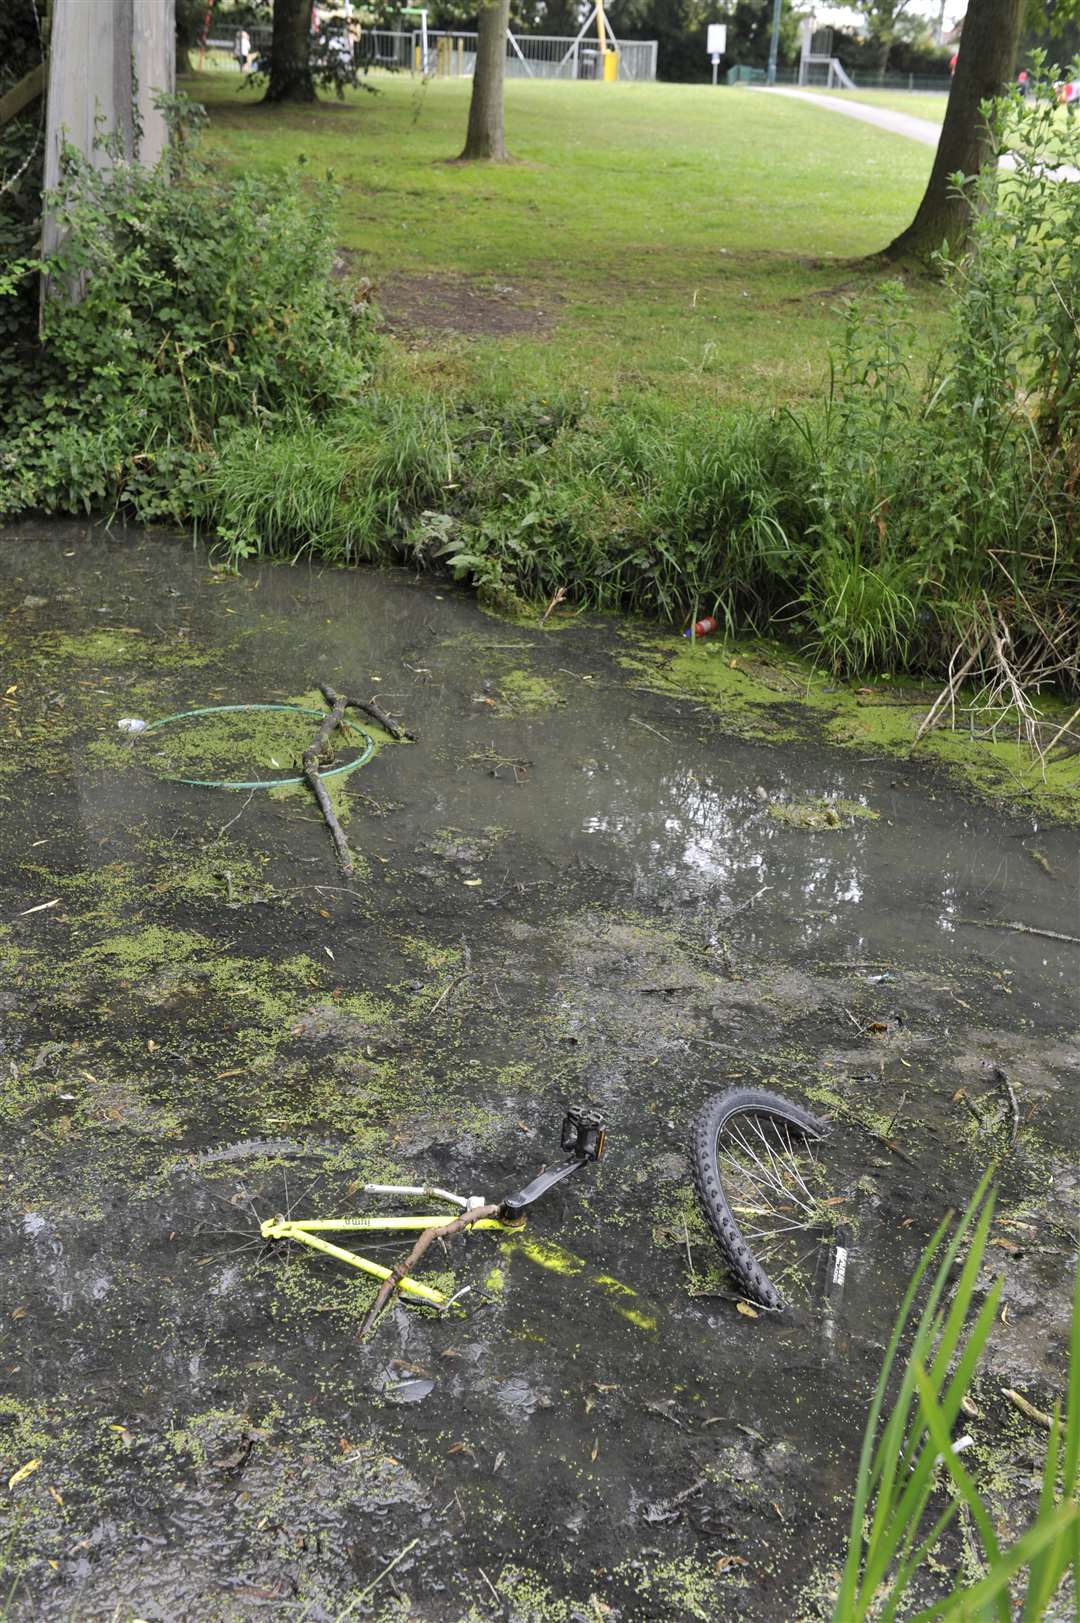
xmin=459 ymin=0 xmax=510 ymax=160
xmin=883 ymin=0 xmax=1025 ymax=261
xmin=175 ymin=0 xmax=204 ymax=75
xmin=265 ymin=0 xmax=315 ymax=103
xmin=856 ymin=0 xmax=914 ymax=79
xmin=728 ymin=0 xmax=799 ymax=73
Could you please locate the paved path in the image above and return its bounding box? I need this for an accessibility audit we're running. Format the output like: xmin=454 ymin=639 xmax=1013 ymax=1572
xmin=756 ymin=87 xmax=941 ymax=146
xmin=757 ymin=86 xmax=1080 ymax=180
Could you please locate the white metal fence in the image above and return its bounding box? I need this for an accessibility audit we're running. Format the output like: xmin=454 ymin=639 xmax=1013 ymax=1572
xmin=422 ymin=31 xmax=658 ymax=82
xmin=211 ymin=27 xmax=658 ymax=83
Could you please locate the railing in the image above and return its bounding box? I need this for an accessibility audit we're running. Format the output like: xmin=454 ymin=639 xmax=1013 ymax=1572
xmin=730 ymin=64 xmax=952 ymax=94
xmin=417 ymin=31 xmax=657 ymax=82
xmin=210 ymin=27 xmax=658 ymax=83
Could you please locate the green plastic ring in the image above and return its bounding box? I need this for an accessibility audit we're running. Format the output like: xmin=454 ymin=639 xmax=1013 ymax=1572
xmin=138 ymin=703 xmax=376 ymax=791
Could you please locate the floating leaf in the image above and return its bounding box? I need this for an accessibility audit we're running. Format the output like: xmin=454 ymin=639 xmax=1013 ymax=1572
xmin=8 ymin=1458 xmax=41 ymax=1489
xmin=736 ymin=1301 xmax=760 ymax=1319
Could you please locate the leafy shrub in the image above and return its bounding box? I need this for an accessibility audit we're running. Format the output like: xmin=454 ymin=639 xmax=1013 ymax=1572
xmin=0 ymin=95 xmax=376 ymax=524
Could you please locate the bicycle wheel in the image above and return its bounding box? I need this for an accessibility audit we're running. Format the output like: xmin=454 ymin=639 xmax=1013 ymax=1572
xmin=689 ymin=1089 xmax=832 ymax=1311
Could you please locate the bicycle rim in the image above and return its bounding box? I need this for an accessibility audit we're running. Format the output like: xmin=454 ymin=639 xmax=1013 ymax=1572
xmin=713 ymin=1108 xmax=837 ymax=1307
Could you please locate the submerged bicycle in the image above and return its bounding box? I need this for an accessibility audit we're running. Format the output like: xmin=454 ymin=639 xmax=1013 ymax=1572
xmin=257 ymin=1111 xmax=607 ymax=1324
xmin=689 ymin=1088 xmax=851 ymax=1312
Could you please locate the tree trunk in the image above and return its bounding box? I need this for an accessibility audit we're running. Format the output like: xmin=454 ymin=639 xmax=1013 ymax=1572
xmin=883 ymin=0 xmax=1024 ymax=262
xmin=875 ymin=37 xmax=890 ymax=83
xmin=459 ymin=0 xmax=510 ymax=161
xmin=264 ymin=0 xmax=315 ymax=103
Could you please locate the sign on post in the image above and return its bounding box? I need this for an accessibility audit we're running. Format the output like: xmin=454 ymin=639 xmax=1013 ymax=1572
xmin=706 ymin=22 xmax=726 ymax=84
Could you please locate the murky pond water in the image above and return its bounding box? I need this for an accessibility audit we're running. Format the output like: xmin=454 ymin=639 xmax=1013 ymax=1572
xmin=1 ymin=523 xmax=1077 ymax=1621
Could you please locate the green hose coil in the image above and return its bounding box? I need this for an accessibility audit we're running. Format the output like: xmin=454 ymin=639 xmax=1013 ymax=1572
xmin=138 ymin=703 xmax=376 ymax=790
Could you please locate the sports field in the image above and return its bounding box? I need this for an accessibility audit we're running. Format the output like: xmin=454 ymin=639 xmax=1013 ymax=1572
xmin=191 ymin=73 xmax=945 ymax=407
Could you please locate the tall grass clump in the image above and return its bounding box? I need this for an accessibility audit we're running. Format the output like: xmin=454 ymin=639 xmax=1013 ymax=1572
xmin=207 ymin=394 xmax=451 ymax=565
xmin=832 ymin=1173 xmax=1079 ymax=1621
xmin=0 ymin=94 xmax=375 ymax=525
xmin=432 ymin=400 xmax=817 ymax=625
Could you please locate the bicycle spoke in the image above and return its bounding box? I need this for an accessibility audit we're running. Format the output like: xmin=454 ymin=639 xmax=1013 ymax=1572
xmin=704 ymin=1105 xmax=838 ymax=1308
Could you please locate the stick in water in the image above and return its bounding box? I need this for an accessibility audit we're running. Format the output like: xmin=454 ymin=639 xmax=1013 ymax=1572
xmin=302 ymin=692 xmax=353 ymax=876
xmin=358 ymin=1202 xmax=499 ymax=1340
xmin=957 ymin=919 xmax=1080 ymax=946
xmin=319 ymin=681 xmax=415 ymax=743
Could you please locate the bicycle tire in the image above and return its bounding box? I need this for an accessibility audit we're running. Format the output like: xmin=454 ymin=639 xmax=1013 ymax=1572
xmin=689 ymin=1088 xmax=828 ymax=1311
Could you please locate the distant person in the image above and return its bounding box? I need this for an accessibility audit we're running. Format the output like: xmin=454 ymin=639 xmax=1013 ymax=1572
xmin=234 ymin=28 xmax=251 ymax=72
xmin=949 ymin=51 xmax=958 ymax=76
xmin=1017 ymin=69 xmax=1029 ymax=96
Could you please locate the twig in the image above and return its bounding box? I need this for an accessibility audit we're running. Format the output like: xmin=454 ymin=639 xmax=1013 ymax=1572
xmin=1001 ymin=1388 xmax=1053 ymax=1432
xmin=352 ymin=1537 xmax=421 ymax=1607
xmin=956 ymin=918 xmax=1080 ymax=946
xmin=642 ymin=1400 xmax=685 ymax=1428
xmin=990 ymin=1066 xmax=1021 ymax=1149
xmin=302 ymin=693 xmax=353 ymax=877
xmin=728 ymin=884 xmax=770 ymax=918
xmin=358 ymin=1203 xmax=499 ymax=1340
xmin=669 ymin=1473 xmax=709 ymax=1508
xmin=478 ymin=1568 xmax=501 ymax=1607
xmin=629 ymin=716 xmax=672 ymax=743
xmin=885 ymin=1091 xmax=907 ymax=1138
xmin=320 ymin=681 xmax=415 ymax=743
xmin=1036 ymin=701 xmax=1080 ymax=766
xmin=912 ymin=635 xmax=985 ymax=747
xmin=214 ymin=786 xmax=256 ymax=840
xmin=427 ymin=971 xmax=478 ymax=1016
xmin=540 ymin=586 xmax=567 ymax=625
xmin=683 ymin=1216 xmax=695 ymax=1280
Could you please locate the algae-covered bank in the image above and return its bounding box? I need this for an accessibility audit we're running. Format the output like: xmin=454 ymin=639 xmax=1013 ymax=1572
xmin=1 ymin=523 xmax=1078 ymax=1622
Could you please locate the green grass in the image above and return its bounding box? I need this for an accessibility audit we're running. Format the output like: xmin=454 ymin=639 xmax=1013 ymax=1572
xmin=188 ymin=73 xmax=944 ymax=409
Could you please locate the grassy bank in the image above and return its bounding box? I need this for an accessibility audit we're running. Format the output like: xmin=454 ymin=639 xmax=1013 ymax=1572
xmin=5 ymin=74 xmax=1078 ymax=724
xmin=189 ymin=72 xmax=944 ymax=409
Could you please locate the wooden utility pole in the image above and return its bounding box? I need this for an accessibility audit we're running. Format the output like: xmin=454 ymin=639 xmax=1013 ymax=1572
xmin=42 ymin=0 xmax=175 ymax=262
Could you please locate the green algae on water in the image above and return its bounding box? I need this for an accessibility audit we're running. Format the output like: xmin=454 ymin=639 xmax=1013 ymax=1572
xmin=621 ymin=629 xmax=1080 ymax=820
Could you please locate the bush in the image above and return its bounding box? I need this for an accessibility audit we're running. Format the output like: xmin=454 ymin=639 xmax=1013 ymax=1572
xmin=5 ymin=74 xmax=1080 ymax=701
xmin=0 ymin=95 xmax=376 ymax=524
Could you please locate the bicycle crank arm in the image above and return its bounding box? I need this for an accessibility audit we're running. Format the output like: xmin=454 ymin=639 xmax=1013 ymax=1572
xmin=500 ymin=1155 xmax=592 ymax=1220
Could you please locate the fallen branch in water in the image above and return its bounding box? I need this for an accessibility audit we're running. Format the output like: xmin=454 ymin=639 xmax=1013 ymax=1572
xmin=957 ymin=918 xmax=1080 ymax=946
xmin=319 ymin=681 xmax=415 ymax=743
xmin=302 ymin=692 xmax=353 ymax=877
xmin=912 ymin=634 xmax=986 ymax=748
xmin=989 ymin=1065 xmax=1020 ymax=1149
xmin=358 ymin=1202 xmax=499 ymax=1340
xmin=1002 ymin=1388 xmax=1054 ymax=1432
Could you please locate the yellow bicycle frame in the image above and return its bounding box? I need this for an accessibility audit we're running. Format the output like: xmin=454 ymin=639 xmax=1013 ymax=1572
xmin=260 ymin=1210 xmax=524 ymax=1308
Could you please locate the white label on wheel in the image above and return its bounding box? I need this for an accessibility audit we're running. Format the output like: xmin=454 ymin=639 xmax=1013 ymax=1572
xmin=832 ymin=1246 xmax=848 ymax=1288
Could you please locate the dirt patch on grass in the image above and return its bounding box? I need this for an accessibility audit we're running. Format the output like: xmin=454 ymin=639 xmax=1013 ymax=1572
xmin=373 ymin=268 xmax=560 ymax=339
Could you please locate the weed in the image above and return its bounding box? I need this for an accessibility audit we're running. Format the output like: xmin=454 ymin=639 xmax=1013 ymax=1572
xmin=830 ymin=1173 xmax=1079 ymax=1620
